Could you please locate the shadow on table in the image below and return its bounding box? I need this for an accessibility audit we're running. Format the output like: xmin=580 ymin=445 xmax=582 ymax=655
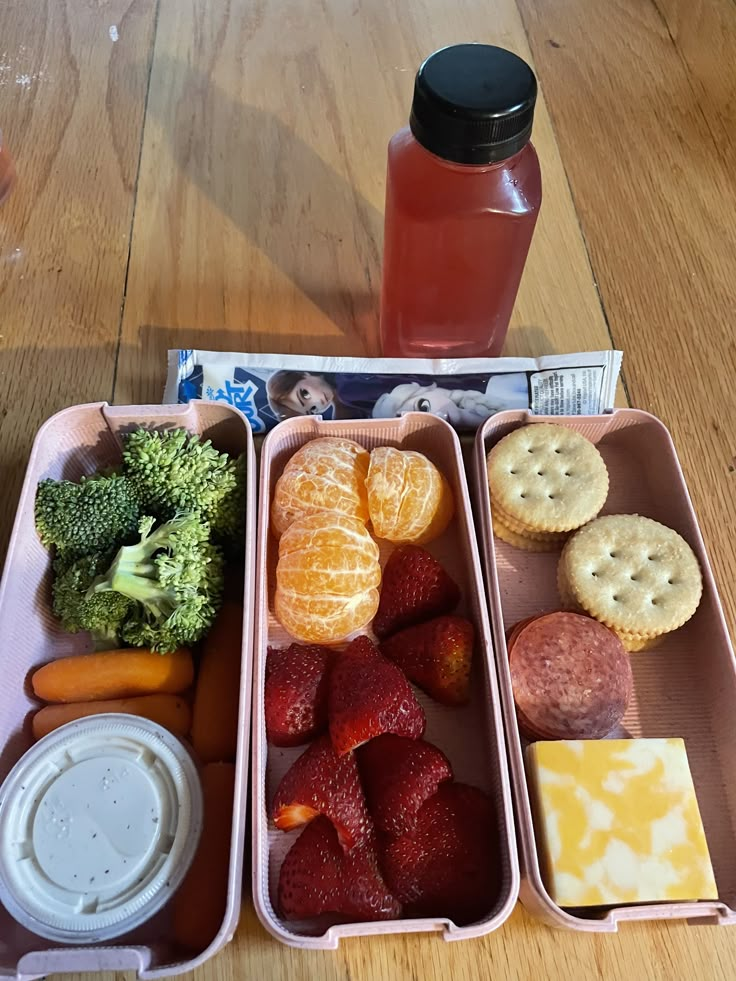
xmin=144 ymin=55 xmax=383 ymax=356
xmin=503 ymin=325 xmax=561 ymax=357
xmin=114 ymin=324 xmax=281 ymax=405
xmin=113 ymin=322 xmax=385 ymax=406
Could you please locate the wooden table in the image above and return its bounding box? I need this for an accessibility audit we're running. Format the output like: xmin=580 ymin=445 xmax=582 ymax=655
xmin=1 ymin=0 xmax=735 ymax=978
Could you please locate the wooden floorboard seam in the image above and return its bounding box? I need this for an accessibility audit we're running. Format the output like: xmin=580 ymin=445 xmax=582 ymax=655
xmin=110 ymin=0 xmax=163 ymax=405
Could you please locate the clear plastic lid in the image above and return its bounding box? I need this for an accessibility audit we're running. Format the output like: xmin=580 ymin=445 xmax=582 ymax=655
xmin=0 ymin=714 xmax=203 ymax=944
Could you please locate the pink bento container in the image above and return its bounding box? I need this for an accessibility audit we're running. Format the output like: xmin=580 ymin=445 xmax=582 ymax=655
xmin=473 ymin=408 xmax=736 ymax=931
xmin=252 ymin=413 xmax=519 ymax=947
xmin=0 ymin=401 xmax=256 ymax=978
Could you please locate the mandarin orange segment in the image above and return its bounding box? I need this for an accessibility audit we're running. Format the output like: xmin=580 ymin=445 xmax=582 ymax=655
xmin=275 ymin=513 xmax=381 ymax=643
xmin=366 ymin=447 xmax=454 ymax=545
xmin=278 ymin=547 xmax=379 ymax=596
xmin=271 ymin=437 xmax=370 ymax=538
xmin=278 ymin=511 xmax=379 ymax=556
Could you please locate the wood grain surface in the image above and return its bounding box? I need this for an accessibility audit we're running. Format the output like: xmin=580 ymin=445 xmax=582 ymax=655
xmin=0 ymin=0 xmax=734 ymax=978
xmin=112 ymin=0 xmax=611 ymax=406
xmin=0 ymin=0 xmax=158 ymax=559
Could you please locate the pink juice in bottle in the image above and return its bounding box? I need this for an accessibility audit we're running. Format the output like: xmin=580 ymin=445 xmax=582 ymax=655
xmin=380 ymin=45 xmax=542 ymax=359
xmin=0 ymin=131 xmax=16 ymax=206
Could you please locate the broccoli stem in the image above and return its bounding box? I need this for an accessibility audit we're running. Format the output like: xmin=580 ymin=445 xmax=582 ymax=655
xmin=92 ymin=626 xmax=124 ymax=651
xmin=82 ymin=511 xmax=223 ymax=653
xmin=86 ymin=514 xmax=206 ymax=623
xmin=118 ymin=561 xmax=159 ymax=578
xmin=103 ymin=570 xmax=177 ymax=618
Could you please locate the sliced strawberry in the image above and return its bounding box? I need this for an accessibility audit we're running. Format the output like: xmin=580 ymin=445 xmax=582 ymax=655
xmin=271 ymin=734 xmax=371 ymax=850
xmin=380 ymin=615 xmax=474 ymax=705
xmin=265 ymin=643 xmax=333 ymax=747
xmin=382 ymin=782 xmax=499 ymax=925
xmin=358 ymin=735 xmax=453 ymax=837
xmin=278 ymin=816 xmax=401 ymax=922
xmin=328 ymin=636 xmax=425 ymax=755
xmin=374 ymin=545 xmax=461 ymax=639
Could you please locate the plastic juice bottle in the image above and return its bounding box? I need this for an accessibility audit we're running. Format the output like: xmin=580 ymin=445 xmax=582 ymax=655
xmin=380 ymin=44 xmax=542 ymax=358
xmin=0 ymin=130 xmax=16 ymax=206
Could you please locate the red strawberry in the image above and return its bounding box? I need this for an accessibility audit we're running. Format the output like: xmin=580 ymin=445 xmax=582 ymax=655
xmin=265 ymin=644 xmax=333 ymax=747
xmin=278 ymin=816 xmax=401 ymax=921
xmin=374 ymin=545 xmax=461 ymax=638
xmin=271 ymin=734 xmax=371 ymax=850
xmin=358 ymin=735 xmax=453 ymax=837
xmin=380 ymin=615 xmax=474 ymax=705
xmin=382 ymin=782 xmax=499 ymax=925
xmin=328 ymin=636 xmax=425 ymax=755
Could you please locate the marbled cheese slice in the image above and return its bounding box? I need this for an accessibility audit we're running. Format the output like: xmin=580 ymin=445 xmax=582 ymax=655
xmin=526 ymin=738 xmax=718 ymax=907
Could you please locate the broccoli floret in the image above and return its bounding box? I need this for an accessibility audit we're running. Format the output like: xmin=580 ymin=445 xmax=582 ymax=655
xmin=121 ymin=429 xmax=245 ymax=548
xmin=87 ymin=513 xmax=224 ymax=654
xmin=81 ymin=591 xmax=135 ymax=649
xmin=52 ymin=553 xmax=107 ymax=631
xmin=36 ymin=475 xmax=140 ymax=560
xmin=52 ymin=552 xmax=133 ymax=647
xmin=208 ymin=452 xmax=247 ymax=545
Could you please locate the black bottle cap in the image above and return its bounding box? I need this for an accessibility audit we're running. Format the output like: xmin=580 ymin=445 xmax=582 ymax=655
xmin=409 ymin=44 xmax=537 ymax=165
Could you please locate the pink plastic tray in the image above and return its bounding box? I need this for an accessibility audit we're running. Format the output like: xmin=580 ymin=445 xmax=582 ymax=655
xmin=252 ymin=413 xmax=519 ymax=948
xmin=474 ymin=408 xmax=736 ymax=931
xmin=0 ymin=401 xmax=256 ymax=978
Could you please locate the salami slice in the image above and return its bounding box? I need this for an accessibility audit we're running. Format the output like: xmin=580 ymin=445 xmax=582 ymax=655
xmin=505 ymin=615 xmax=539 ymax=649
xmin=505 ymin=611 xmax=569 ymax=654
xmin=509 ymin=611 xmax=632 ymax=741
xmin=514 ymin=703 xmax=560 ymax=743
xmin=508 ymin=614 xmax=576 ymax=741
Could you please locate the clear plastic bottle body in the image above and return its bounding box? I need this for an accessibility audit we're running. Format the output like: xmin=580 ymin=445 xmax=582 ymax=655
xmin=0 ymin=130 xmax=16 ymax=206
xmin=380 ymin=128 xmax=541 ymax=358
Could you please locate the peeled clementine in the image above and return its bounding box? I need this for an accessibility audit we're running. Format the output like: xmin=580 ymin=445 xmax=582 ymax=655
xmin=271 ymin=437 xmax=370 ymax=538
xmin=366 ymin=446 xmax=454 ymax=545
xmin=274 ymin=513 xmax=381 ymax=643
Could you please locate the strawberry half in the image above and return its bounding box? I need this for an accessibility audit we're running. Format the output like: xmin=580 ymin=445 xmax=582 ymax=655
xmin=380 ymin=615 xmax=474 ymax=706
xmin=358 ymin=735 xmax=453 ymax=837
xmin=265 ymin=644 xmax=333 ymax=747
xmin=271 ymin=733 xmax=371 ymax=850
xmin=328 ymin=636 xmax=425 ymax=755
xmin=278 ymin=816 xmax=401 ymax=922
xmin=381 ymin=782 xmax=499 ymax=925
xmin=373 ymin=545 xmax=461 ymax=639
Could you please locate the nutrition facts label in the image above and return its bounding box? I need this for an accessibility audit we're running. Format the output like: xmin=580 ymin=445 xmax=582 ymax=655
xmin=529 ymin=366 xmax=606 ymax=416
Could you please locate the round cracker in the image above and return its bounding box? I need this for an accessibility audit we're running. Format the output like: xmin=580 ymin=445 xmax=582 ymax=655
xmin=556 ymin=558 xmax=581 ymax=610
xmin=617 ymin=631 xmax=663 ymax=653
xmin=561 ymin=514 xmax=702 ymax=636
xmin=486 ymin=423 xmax=608 ymax=532
xmin=560 ymin=539 xmax=669 ymax=650
xmin=491 ymin=497 xmax=569 ymax=543
xmin=492 ymin=513 xmax=562 ymax=553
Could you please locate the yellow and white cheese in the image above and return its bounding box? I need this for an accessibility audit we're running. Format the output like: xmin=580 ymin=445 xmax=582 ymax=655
xmin=526 ymin=738 xmax=718 ymax=907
